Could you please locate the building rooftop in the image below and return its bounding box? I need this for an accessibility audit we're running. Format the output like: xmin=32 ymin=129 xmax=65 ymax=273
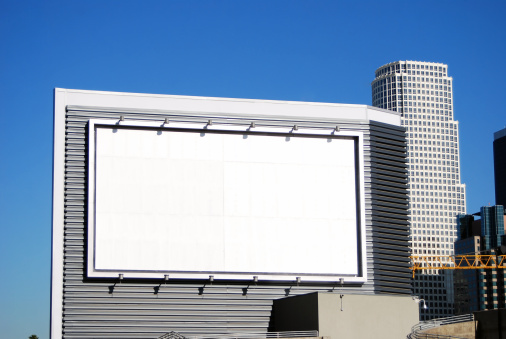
xmin=494 ymin=127 xmax=506 ymax=140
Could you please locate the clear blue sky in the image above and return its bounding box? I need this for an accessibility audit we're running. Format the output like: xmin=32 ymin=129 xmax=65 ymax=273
xmin=1 ymin=1 xmax=505 ymax=338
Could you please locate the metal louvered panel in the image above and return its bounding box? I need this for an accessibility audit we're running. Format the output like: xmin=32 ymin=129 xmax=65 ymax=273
xmin=369 ymin=121 xmax=410 ymax=294
xmin=57 ymin=102 xmax=410 ymax=338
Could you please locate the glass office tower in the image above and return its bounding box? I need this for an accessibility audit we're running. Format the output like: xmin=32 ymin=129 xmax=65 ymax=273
xmin=372 ymin=61 xmax=467 ymax=320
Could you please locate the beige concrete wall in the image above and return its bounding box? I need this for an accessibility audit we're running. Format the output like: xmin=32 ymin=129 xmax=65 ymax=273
xmin=270 ymin=292 xmax=419 ymax=339
xmin=317 ymin=293 xmax=419 ymax=339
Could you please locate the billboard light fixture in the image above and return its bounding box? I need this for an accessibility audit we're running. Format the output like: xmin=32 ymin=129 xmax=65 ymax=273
xmin=243 ymin=277 xmax=259 ymax=296
xmin=163 ymin=118 xmax=170 ymax=125
xmin=118 ymin=116 xmax=125 ymax=124
xmin=292 ymin=125 xmax=298 ymax=131
xmin=250 ymin=122 xmax=256 ymax=129
xmin=154 ymin=274 xmax=170 ymax=295
xmin=296 ymin=276 xmax=301 ymax=285
xmin=335 ymin=126 xmax=340 ymax=132
xmin=109 ymin=274 xmax=124 ymax=294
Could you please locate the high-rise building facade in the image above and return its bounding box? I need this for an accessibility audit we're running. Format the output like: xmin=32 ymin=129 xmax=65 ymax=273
xmin=455 ymin=206 xmax=506 ymax=314
xmin=494 ymin=128 xmax=506 ymax=206
xmin=372 ymin=61 xmax=467 ymax=320
xmin=454 ymin=213 xmax=480 ymax=315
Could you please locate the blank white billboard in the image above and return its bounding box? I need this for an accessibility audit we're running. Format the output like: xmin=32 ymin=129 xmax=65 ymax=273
xmin=88 ymin=121 xmax=365 ymax=282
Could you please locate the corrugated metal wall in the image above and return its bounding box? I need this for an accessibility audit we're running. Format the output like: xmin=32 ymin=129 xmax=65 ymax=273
xmin=60 ymin=107 xmax=409 ymax=338
xmin=369 ymin=121 xmax=410 ymax=294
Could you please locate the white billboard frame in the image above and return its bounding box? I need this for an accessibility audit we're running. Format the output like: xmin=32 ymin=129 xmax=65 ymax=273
xmin=87 ymin=118 xmax=367 ymax=283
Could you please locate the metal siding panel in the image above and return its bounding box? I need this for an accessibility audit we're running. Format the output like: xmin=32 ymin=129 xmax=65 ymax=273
xmin=369 ymin=121 xmax=411 ymax=294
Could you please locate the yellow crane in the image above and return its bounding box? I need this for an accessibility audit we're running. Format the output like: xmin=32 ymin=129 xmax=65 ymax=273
xmin=410 ymin=254 xmax=506 ymax=278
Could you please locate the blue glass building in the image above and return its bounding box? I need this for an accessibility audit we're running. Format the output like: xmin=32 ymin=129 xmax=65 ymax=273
xmin=481 ymin=205 xmax=505 ymax=250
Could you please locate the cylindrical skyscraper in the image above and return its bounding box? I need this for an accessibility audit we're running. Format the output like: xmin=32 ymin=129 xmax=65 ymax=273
xmin=372 ymin=61 xmax=466 ymax=320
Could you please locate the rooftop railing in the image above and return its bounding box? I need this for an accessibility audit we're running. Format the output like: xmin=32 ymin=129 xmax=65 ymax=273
xmin=408 ymin=314 xmax=474 ymax=339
